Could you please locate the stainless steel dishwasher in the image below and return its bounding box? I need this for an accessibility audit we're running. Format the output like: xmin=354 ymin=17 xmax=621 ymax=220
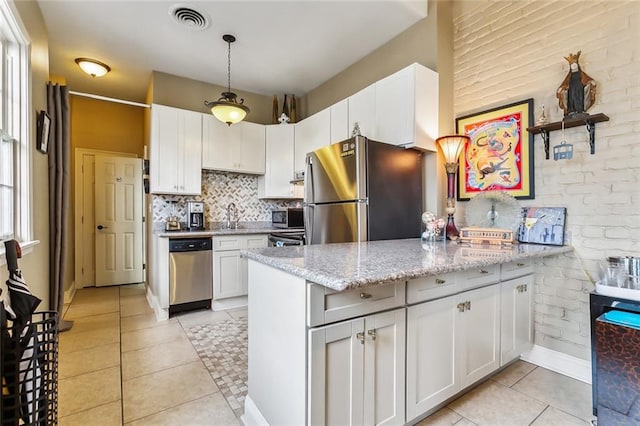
xmin=169 ymin=238 xmax=213 ymax=315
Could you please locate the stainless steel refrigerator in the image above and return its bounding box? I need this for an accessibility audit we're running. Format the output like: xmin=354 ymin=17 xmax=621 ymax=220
xmin=304 ymin=136 xmax=423 ymax=244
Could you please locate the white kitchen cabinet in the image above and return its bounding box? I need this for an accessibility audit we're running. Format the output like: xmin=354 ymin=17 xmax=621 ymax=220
xmin=309 ymin=308 xmax=405 ymax=426
xmin=258 ymin=124 xmax=300 ymax=199
xmin=213 ymin=234 xmax=268 ymax=299
xmin=202 ymin=115 xmax=265 ymax=174
xmin=347 ymin=84 xmax=376 ymax=140
xmin=149 ymin=104 xmax=202 ymax=194
xmin=293 ymin=107 xmax=330 ymax=176
xmin=345 ymin=63 xmax=438 ymax=151
xmin=500 ymin=274 xmax=534 ymax=366
xmin=406 ymin=283 xmax=500 ymax=422
xmin=457 ymin=284 xmax=500 ymax=388
xmin=406 ymin=294 xmax=457 ymax=420
xmin=330 ymin=98 xmax=350 ymax=143
xmin=374 ymin=63 xmax=439 ymax=150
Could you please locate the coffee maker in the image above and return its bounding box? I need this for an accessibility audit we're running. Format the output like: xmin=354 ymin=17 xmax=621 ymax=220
xmin=187 ymin=201 xmax=205 ymax=230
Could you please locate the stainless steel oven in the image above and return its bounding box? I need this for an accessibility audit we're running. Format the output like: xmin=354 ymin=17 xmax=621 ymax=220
xmin=268 ymin=231 xmax=305 ymax=247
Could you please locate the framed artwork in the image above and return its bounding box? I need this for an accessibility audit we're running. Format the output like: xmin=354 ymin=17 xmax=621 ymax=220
xmin=455 ymin=99 xmax=534 ymax=200
xmin=518 ymin=207 xmax=567 ymax=246
xmin=36 ymin=110 xmax=51 ymax=154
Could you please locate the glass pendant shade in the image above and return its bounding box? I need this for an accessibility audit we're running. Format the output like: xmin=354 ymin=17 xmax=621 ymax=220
xmin=75 ymin=58 xmax=111 ymax=77
xmin=207 ymin=92 xmax=249 ymax=126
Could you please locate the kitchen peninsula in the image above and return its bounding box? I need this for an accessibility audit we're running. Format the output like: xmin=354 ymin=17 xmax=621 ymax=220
xmin=241 ymin=239 xmax=572 ymax=425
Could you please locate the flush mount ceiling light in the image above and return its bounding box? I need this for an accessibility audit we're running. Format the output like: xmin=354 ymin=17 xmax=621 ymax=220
xmin=74 ymin=58 xmax=111 ymax=78
xmin=204 ymin=34 xmax=249 ymax=126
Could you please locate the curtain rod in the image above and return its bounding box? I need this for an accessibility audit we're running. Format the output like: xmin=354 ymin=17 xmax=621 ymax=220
xmin=68 ymin=91 xmax=150 ymax=108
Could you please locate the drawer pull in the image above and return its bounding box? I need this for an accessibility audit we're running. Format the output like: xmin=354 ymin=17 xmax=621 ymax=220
xmin=359 ymin=292 xmax=372 ymax=299
xmin=356 ymin=332 xmax=365 ymax=344
xmin=517 ymin=262 xmax=526 ymax=267
xmin=479 ymin=269 xmax=489 ymax=274
xmin=368 ymin=329 xmax=377 ymax=341
xmin=435 ymin=278 xmax=446 ymax=285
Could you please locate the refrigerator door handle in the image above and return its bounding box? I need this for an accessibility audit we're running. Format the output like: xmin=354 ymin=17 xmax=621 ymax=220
xmin=304 ymin=155 xmax=313 ymax=203
xmin=304 ymin=205 xmax=314 ymax=244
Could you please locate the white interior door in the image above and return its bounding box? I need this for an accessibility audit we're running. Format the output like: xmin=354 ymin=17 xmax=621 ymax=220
xmin=94 ymin=155 xmax=144 ymax=286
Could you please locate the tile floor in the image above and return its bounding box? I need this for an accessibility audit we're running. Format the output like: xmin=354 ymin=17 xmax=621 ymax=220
xmin=58 ymin=284 xmax=595 ymax=425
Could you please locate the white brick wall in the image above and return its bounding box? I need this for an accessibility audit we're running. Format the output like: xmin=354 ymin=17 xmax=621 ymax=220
xmin=453 ymin=0 xmax=640 ymax=361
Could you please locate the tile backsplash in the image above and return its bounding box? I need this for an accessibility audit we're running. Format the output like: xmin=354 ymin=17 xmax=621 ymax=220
xmin=151 ymin=170 xmax=302 ymax=224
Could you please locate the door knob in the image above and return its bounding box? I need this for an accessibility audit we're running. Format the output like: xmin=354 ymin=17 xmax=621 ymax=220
xmin=97 ymin=225 xmax=108 ymax=230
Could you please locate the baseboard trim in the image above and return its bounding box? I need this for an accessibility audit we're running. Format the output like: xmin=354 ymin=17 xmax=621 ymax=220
xmin=521 ymin=344 xmax=592 ymax=384
xmin=212 ymin=295 xmax=248 ymax=311
xmin=146 ymin=287 xmax=168 ymax=321
xmin=241 ymin=395 xmax=269 ymax=426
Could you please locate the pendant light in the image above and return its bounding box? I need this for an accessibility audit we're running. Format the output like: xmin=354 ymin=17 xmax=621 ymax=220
xmin=205 ymin=34 xmax=249 ymax=126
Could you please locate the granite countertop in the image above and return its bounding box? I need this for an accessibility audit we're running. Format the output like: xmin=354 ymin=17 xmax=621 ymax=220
xmin=154 ymin=221 xmax=303 ymax=238
xmin=241 ymin=239 xmax=573 ymax=291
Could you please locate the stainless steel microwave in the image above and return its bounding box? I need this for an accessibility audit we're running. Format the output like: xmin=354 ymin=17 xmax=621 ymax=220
xmin=272 ymin=208 xmax=304 ymax=229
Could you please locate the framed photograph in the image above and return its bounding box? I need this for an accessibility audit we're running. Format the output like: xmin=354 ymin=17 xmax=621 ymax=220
xmin=36 ymin=110 xmax=51 ymax=154
xmin=455 ymin=99 xmax=534 ymax=200
xmin=518 ymin=207 xmax=567 ymax=246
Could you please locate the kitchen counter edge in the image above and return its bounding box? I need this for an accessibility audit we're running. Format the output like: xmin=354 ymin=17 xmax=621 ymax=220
xmin=241 ymin=239 xmax=573 ymax=292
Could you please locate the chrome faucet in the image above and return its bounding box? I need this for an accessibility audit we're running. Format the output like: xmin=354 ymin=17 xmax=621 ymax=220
xmin=226 ymin=203 xmax=238 ymax=229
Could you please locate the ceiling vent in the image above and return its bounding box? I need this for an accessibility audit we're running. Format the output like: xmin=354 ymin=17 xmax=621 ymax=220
xmin=169 ymin=4 xmax=210 ymax=31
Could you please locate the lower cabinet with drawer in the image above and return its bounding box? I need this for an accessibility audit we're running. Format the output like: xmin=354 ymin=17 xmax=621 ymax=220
xmin=213 ymin=234 xmax=268 ymax=299
xmin=243 ymin=258 xmax=536 ymax=426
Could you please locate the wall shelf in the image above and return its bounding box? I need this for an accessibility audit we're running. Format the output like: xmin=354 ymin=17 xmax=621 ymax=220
xmin=526 ymin=113 xmax=609 ymax=159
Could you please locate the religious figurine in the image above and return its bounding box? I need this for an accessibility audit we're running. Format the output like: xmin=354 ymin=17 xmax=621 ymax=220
xmin=556 ymin=51 xmax=597 ymax=118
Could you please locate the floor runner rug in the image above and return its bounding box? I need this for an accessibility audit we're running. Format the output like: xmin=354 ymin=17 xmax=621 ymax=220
xmin=185 ymin=318 xmax=248 ymax=417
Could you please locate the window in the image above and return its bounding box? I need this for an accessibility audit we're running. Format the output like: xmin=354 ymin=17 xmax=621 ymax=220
xmin=0 ymin=0 xmax=31 ymax=244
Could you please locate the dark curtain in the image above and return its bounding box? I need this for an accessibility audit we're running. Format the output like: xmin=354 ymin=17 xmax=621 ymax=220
xmin=46 ymin=83 xmax=73 ymax=332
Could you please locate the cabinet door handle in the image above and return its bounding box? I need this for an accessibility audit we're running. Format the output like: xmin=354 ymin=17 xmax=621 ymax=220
xmin=479 ymin=269 xmax=489 ymax=274
xmin=457 ymin=302 xmax=466 ymax=312
xmin=524 ymin=284 xmax=528 ymax=292
xmin=359 ymin=292 xmax=372 ymax=299
xmin=517 ymin=262 xmax=525 ymax=267
xmin=435 ymin=278 xmax=446 ymax=284
xmin=356 ymin=332 xmax=365 ymax=344
xmin=368 ymin=329 xmax=377 ymax=340
xmin=465 ymin=301 xmax=471 ymax=311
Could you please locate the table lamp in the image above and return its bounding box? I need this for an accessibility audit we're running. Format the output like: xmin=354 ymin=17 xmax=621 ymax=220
xmin=436 ymin=135 xmax=470 ymax=238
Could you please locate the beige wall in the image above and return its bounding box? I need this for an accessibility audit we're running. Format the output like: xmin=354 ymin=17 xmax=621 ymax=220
xmin=2 ymin=0 xmax=51 ymax=308
xmin=452 ymin=0 xmax=640 ymax=360
xmin=303 ymin=0 xmax=450 ymax=125
xmin=150 ymin=71 xmax=273 ymax=125
xmin=70 ymin=95 xmax=145 ymax=157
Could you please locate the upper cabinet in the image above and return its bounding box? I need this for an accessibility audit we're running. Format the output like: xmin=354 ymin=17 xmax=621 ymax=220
xmin=330 ymin=99 xmax=350 ymax=143
xmin=348 ymin=63 xmax=439 ymax=151
xmin=347 ymin=84 xmax=376 ymax=140
xmin=202 ymin=115 xmax=265 ymax=175
xmin=258 ymin=124 xmax=301 ymax=199
xmin=293 ymin=108 xmax=330 ymax=177
xmin=149 ymin=104 xmax=202 ymax=195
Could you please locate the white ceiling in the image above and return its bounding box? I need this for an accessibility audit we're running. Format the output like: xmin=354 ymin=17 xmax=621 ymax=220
xmin=37 ymin=1 xmax=428 ymax=103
